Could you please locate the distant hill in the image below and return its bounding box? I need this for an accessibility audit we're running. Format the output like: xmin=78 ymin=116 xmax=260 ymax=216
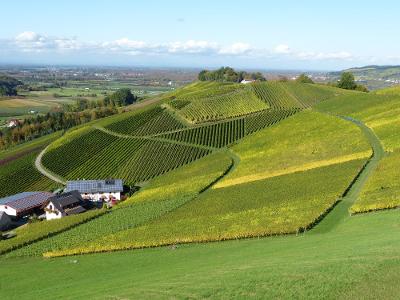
xmin=329 ymin=65 xmax=400 ymax=90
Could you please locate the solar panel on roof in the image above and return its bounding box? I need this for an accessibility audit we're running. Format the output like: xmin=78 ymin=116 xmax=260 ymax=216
xmin=65 ymin=180 xmax=123 ymax=193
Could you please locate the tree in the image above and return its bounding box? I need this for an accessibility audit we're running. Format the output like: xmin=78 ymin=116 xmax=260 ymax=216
xmin=0 ymin=75 xmax=23 ymax=96
xmin=104 ymin=88 xmax=137 ymax=106
xmin=296 ymin=74 xmax=314 ymax=84
xmin=337 ymin=72 xmax=357 ymax=90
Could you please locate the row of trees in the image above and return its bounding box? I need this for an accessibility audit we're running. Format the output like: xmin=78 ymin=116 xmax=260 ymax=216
xmin=198 ymin=67 xmax=266 ymax=83
xmin=0 ymin=107 xmax=118 ymax=148
xmin=0 ymin=88 xmax=138 ymax=149
xmin=63 ymin=88 xmax=137 ymax=112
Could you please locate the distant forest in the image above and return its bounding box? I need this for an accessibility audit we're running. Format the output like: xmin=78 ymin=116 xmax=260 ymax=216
xmin=0 ymin=76 xmax=23 ymax=96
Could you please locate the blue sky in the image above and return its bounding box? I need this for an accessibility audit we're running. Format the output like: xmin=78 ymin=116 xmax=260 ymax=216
xmin=1 ymin=0 xmax=399 ymax=70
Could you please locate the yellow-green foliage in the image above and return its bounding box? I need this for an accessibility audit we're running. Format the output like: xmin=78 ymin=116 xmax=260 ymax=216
xmin=316 ymin=93 xmax=400 ymax=151
xmin=122 ymin=151 xmax=232 ymax=205
xmin=47 ymin=159 xmax=366 ymax=256
xmin=375 ymin=85 xmax=400 ymax=96
xmin=351 ymin=150 xmax=400 ymax=213
xmin=251 ymin=81 xmax=351 ymax=109
xmin=215 ymin=111 xmax=371 ymax=188
xmin=0 ymin=209 xmax=106 ymax=255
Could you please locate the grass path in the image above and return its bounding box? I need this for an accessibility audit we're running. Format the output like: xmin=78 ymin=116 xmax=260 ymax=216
xmin=312 ymin=115 xmax=385 ymax=234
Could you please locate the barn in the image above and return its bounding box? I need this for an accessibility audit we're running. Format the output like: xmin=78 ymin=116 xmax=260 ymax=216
xmin=0 ymin=192 xmax=54 ymax=218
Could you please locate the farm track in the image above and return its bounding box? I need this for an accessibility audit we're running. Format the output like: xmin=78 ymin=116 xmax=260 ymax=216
xmin=93 ymin=125 xmax=218 ymax=151
xmin=35 ymin=145 xmax=66 ymax=185
xmin=311 ymin=114 xmax=385 ymax=234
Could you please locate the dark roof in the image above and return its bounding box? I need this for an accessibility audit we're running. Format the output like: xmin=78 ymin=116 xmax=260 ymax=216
xmin=47 ymin=191 xmax=84 ymax=212
xmin=65 ymin=205 xmax=86 ymax=215
xmin=65 ymin=179 xmax=123 ymax=193
xmin=0 ymin=192 xmax=54 ymax=214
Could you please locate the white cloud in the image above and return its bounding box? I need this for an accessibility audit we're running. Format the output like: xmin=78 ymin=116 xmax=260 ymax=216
xmin=219 ymin=43 xmax=252 ymax=55
xmin=274 ymin=44 xmax=291 ymax=54
xmin=14 ymin=31 xmax=81 ymax=53
xmin=297 ymin=51 xmax=353 ymax=60
xmin=4 ymin=32 xmax=363 ymax=63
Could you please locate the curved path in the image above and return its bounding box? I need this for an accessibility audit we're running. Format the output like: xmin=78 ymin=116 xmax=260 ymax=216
xmin=312 ymin=115 xmax=385 ymax=234
xmin=35 ymin=146 xmax=66 ymax=185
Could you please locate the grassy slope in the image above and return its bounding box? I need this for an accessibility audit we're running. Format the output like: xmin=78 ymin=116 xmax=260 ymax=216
xmin=215 ymin=110 xmax=371 ymax=188
xmin=0 ymin=210 xmax=399 ymax=299
xmin=316 ymin=93 xmax=400 ymax=151
xmin=351 ymin=150 xmax=400 ymax=213
xmin=316 ymin=93 xmax=400 ymax=212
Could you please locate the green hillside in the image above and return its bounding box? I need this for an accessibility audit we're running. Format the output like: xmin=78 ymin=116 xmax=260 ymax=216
xmin=1 ymin=79 xmax=399 ymax=299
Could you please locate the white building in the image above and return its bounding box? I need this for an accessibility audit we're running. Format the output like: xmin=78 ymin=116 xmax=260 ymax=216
xmin=240 ymin=79 xmax=255 ymax=84
xmin=7 ymin=119 xmax=20 ymax=128
xmin=0 ymin=192 xmax=54 ymax=217
xmin=65 ymin=179 xmax=124 ymax=202
xmin=44 ymin=191 xmax=86 ymax=220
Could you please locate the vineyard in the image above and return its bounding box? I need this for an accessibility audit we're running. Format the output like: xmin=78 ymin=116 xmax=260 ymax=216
xmin=42 ymin=129 xmax=211 ymax=184
xmin=252 ymin=81 xmax=349 ymax=109
xmin=105 ymin=106 xmax=186 ymax=136
xmin=44 ymin=159 xmax=367 ymax=255
xmin=0 ymin=150 xmax=60 ymax=198
xmin=176 ymin=88 xmax=268 ymax=123
xmin=159 ymin=109 xmax=298 ymax=148
xmin=6 ymin=152 xmax=232 ymax=257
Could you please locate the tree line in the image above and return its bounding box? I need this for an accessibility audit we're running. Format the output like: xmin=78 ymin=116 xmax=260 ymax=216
xmin=198 ymin=67 xmax=266 ymax=83
xmin=0 ymin=88 xmax=137 ymax=149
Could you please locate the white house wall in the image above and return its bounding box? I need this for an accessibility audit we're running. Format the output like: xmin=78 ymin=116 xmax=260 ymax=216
xmin=0 ymin=205 xmax=17 ymax=217
xmin=81 ymin=192 xmax=121 ymax=201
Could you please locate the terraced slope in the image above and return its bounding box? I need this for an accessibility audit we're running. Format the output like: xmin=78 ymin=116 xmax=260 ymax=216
xmin=252 ymin=81 xmax=351 ymax=109
xmin=7 ymin=152 xmax=232 ymax=257
xmin=38 ymin=110 xmax=373 ymax=254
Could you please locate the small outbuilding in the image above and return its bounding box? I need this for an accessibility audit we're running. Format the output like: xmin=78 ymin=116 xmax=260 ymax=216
xmin=44 ymin=191 xmax=87 ymax=220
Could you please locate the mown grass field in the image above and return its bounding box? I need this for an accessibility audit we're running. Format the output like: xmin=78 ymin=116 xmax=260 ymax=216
xmin=1 ymin=210 xmax=399 ymax=299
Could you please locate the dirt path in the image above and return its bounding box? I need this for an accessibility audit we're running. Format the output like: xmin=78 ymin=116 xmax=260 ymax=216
xmin=312 ymin=115 xmax=385 ymax=234
xmin=35 ymin=146 xmax=66 ymax=185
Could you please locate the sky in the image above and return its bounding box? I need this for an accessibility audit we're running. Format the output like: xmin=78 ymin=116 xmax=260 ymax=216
xmin=1 ymin=0 xmax=400 ymax=70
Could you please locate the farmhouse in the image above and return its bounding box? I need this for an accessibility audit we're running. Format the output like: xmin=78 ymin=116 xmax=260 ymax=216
xmin=240 ymin=79 xmax=255 ymax=84
xmin=7 ymin=119 xmax=20 ymax=128
xmin=0 ymin=192 xmax=54 ymax=218
xmin=44 ymin=191 xmax=87 ymax=220
xmin=65 ymin=179 xmax=123 ymax=202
